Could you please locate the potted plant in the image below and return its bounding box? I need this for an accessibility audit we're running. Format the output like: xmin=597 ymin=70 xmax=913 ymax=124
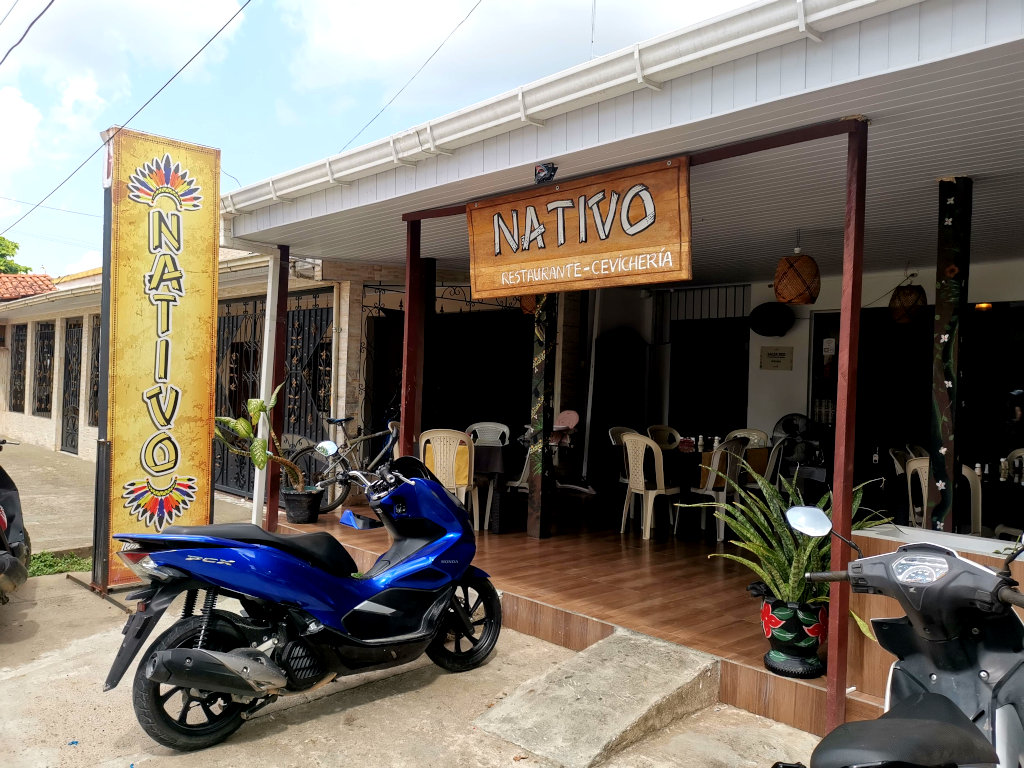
xmin=214 ymin=383 xmax=324 ymax=525
xmin=681 ymin=461 xmax=882 ymax=679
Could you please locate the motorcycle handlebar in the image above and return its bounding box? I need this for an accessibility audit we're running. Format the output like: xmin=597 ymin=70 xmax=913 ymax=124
xmin=805 ymin=571 xmax=850 ymax=583
xmin=998 ymin=586 xmax=1024 ymax=609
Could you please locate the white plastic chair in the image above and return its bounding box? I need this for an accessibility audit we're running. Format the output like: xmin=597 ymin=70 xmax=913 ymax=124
xmin=906 ymin=456 xmax=929 ymax=528
xmin=889 ymin=448 xmax=908 ymax=477
xmin=646 ymin=425 xmax=681 ymax=451
xmin=466 ymin=422 xmax=509 ymax=447
xmin=725 ymin=428 xmax=769 ymax=448
xmin=748 ymin=437 xmax=789 ymax=492
xmin=688 ymin=437 xmax=749 ymax=541
xmin=621 ymin=433 xmax=679 ymax=540
xmin=1008 ymin=448 xmax=1024 ymax=466
xmin=609 ymin=427 xmax=638 ymax=486
xmin=466 ymin=422 xmax=510 ymax=531
xmin=961 ymin=464 xmax=983 ymax=536
xmin=420 ymin=429 xmax=480 ymax=529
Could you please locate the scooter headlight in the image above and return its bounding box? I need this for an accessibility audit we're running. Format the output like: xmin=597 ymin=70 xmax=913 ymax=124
xmin=117 ymin=551 xmax=182 ymax=582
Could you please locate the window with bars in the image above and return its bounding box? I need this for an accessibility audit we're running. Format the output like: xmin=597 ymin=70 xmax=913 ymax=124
xmin=88 ymin=316 xmax=101 ymax=427
xmin=9 ymin=324 xmax=27 ymax=412
xmin=32 ymin=321 xmax=55 ymax=417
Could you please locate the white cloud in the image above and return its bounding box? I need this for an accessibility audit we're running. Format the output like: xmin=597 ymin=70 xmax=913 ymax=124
xmin=276 ymin=0 xmax=753 ymax=99
xmin=0 ymin=86 xmax=43 ymax=182
xmin=58 ymin=249 xmax=103 ymax=277
xmin=51 ymin=74 xmax=108 ymax=133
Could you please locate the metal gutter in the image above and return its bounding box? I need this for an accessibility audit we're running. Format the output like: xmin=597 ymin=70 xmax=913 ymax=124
xmin=220 ymin=0 xmax=920 ymax=216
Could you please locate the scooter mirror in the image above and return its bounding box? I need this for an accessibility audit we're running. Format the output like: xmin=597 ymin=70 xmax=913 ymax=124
xmin=786 ymin=506 xmax=833 ymax=537
xmin=315 ymin=440 xmax=339 ymax=458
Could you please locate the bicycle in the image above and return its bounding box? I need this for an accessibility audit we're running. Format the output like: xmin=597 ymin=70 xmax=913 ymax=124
xmin=283 ymin=418 xmax=399 ymax=514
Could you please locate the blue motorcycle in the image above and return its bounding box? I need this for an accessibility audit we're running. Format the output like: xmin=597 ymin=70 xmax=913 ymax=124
xmin=103 ymin=436 xmax=501 ymax=751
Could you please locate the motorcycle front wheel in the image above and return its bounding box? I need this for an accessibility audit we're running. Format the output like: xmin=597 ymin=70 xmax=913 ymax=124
xmin=132 ymin=615 xmax=255 ymax=751
xmin=427 ymin=576 xmax=502 ymax=672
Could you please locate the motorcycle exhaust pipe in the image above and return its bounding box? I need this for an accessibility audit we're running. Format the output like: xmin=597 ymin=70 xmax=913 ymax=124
xmin=145 ymin=647 xmax=288 ymax=697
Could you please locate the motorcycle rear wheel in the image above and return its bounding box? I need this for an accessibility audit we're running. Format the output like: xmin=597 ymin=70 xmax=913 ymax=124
xmin=132 ymin=615 xmax=255 ymax=751
xmin=427 ymin=576 xmax=502 ymax=672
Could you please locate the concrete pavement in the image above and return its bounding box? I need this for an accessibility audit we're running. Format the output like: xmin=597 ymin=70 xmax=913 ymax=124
xmin=1 ymin=442 xmax=255 ymax=554
xmin=0 ymin=574 xmax=818 ymax=768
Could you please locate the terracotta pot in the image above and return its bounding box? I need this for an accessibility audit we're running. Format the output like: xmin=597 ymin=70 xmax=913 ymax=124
xmin=281 ymin=487 xmax=325 ymax=524
xmin=749 ymin=582 xmax=827 ymax=679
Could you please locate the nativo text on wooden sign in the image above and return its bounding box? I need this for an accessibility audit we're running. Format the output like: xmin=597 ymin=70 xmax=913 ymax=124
xmin=466 ymin=157 xmax=691 ymax=298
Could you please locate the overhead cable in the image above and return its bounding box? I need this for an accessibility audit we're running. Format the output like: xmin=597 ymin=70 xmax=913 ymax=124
xmin=0 ymin=0 xmax=55 ymax=71
xmin=339 ymin=0 xmax=484 ymax=153
xmin=1 ymin=0 xmax=252 ymax=237
xmin=0 ymin=0 xmax=23 ymax=32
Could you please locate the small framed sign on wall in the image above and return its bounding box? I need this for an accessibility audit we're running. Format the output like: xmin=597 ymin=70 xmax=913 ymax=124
xmin=760 ymin=345 xmax=794 ymax=371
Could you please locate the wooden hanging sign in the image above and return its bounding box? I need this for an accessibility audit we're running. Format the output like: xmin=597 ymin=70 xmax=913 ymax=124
xmin=466 ymin=157 xmax=691 ymax=298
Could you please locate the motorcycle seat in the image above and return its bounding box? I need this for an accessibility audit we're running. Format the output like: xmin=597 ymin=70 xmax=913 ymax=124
xmin=810 ymin=692 xmax=997 ymax=768
xmin=164 ymin=524 xmax=358 ymax=579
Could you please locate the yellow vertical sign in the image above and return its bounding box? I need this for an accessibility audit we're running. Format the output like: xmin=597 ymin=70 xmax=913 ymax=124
xmin=106 ymin=130 xmax=219 ymax=585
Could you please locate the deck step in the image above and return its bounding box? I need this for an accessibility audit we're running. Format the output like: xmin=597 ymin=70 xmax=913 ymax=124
xmin=475 ymin=629 xmax=719 ymax=768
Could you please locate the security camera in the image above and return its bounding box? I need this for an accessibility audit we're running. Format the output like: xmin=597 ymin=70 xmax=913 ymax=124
xmin=534 ymin=162 xmax=558 ymax=184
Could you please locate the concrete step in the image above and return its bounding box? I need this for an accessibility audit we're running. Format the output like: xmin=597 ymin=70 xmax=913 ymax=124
xmin=475 ymin=628 xmax=719 ymax=768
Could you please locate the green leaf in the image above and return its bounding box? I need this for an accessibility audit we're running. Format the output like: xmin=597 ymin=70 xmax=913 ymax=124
xmin=250 ymin=438 xmax=269 ymax=470
xmin=792 ymin=635 xmax=819 ymax=647
xmin=268 ymin=381 xmax=285 ymax=409
xmin=771 ymin=606 xmax=795 ymax=621
xmin=850 ymin=610 xmax=877 ymax=641
xmin=770 ymin=628 xmax=797 ymax=642
xmin=215 ymin=416 xmax=247 ymax=438
xmin=246 ymin=399 xmax=266 ymax=425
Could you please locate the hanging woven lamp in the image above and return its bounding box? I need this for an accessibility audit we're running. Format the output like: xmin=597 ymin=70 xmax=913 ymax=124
xmin=519 ymin=295 xmax=536 ymax=315
xmin=774 ymin=247 xmax=820 ymax=305
xmin=889 ymin=283 xmax=927 ymax=323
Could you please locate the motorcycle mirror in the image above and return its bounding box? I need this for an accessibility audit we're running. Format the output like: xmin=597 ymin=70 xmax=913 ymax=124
xmin=786 ymin=506 xmax=833 ymax=537
xmin=315 ymin=440 xmax=339 ymax=458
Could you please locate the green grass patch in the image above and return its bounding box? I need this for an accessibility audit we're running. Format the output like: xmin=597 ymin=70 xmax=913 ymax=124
xmin=28 ymin=551 xmax=92 ymax=577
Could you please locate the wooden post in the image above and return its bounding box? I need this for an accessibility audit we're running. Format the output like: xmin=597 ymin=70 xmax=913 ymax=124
xmin=265 ymin=246 xmax=290 ymax=532
xmin=399 ymin=220 xmax=423 ymax=458
xmin=825 ymin=120 xmax=867 ymax=733
xmin=528 ymin=294 xmax=557 ymax=539
xmin=929 ymin=178 xmax=973 ymax=530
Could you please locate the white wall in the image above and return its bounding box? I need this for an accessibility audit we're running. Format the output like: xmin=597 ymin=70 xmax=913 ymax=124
xmin=745 ymin=258 xmax=1024 ymax=434
xmin=0 ymin=310 xmax=100 ymax=460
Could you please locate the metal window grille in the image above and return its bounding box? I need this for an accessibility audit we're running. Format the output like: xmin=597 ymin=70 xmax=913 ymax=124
xmin=670 ymin=284 xmax=751 ymax=320
xmin=88 ymin=316 xmax=101 ymax=427
xmin=32 ymin=321 xmax=55 ymax=417
xmin=9 ymin=324 xmax=27 ymax=412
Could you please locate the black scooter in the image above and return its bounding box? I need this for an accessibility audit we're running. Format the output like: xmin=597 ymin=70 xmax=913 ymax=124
xmin=775 ymin=505 xmax=1024 ymax=768
xmin=0 ymin=440 xmax=30 ymax=604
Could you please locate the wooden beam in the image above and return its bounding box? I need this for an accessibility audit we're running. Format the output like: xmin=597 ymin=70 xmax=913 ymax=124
xmin=399 ymin=220 xmax=424 ymax=457
xmin=689 ymin=118 xmax=864 ymax=167
xmin=265 ymin=245 xmax=290 ymax=532
xmin=402 ymin=204 xmax=466 ymax=222
xmin=929 ymin=177 xmax=973 ymax=530
xmin=825 ymin=120 xmax=867 ymax=733
xmin=527 ymin=294 xmax=557 ymax=539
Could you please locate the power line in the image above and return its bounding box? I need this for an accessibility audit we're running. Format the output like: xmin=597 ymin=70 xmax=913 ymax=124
xmin=0 ymin=0 xmax=22 ymax=32
xmin=0 ymin=0 xmax=55 ymax=71
xmin=0 ymin=195 xmax=101 ymax=218
xmin=1 ymin=0 xmax=252 ymax=237
xmin=339 ymin=0 xmax=484 ymax=153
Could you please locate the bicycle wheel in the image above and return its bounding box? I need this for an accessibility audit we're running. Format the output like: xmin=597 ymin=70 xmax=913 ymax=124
xmin=284 ymin=445 xmax=351 ymax=513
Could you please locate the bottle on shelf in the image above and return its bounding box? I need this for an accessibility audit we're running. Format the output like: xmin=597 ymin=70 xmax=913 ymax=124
xmin=697 ymin=435 xmax=704 ymax=452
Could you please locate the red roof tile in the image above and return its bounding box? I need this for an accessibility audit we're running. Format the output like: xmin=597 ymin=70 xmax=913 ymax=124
xmin=0 ymin=274 xmax=56 ymax=301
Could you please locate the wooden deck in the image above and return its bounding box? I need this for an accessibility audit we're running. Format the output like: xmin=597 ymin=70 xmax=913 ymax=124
xmin=279 ymin=506 xmax=883 ymax=734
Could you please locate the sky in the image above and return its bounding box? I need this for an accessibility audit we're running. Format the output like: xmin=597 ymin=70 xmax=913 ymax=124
xmin=0 ymin=0 xmax=752 ymax=277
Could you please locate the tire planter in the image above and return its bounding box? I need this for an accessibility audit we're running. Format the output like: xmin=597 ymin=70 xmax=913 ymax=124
xmin=282 ymin=487 xmax=325 ymax=525
xmin=749 ymin=582 xmax=827 ymax=679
